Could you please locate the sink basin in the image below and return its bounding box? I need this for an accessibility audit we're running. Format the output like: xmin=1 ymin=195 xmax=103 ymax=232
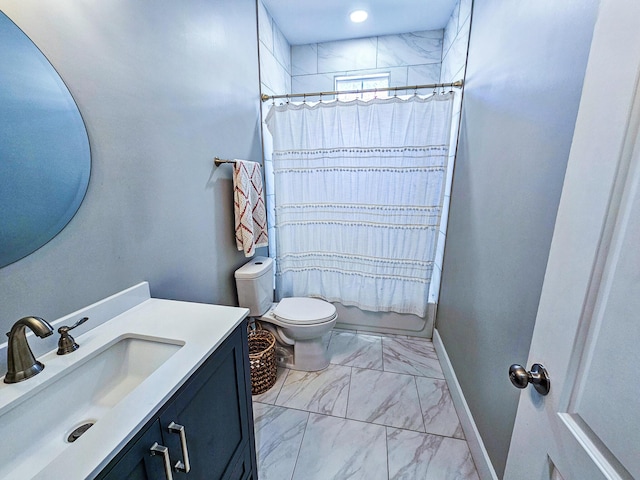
xmin=0 ymin=335 xmax=183 ymax=478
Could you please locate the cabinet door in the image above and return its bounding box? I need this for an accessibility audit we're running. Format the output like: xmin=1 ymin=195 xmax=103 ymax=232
xmin=99 ymin=420 xmax=169 ymax=480
xmin=160 ymin=326 xmax=252 ymax=480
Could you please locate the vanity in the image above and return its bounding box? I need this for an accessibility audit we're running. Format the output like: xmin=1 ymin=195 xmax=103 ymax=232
xmin=0 ymin=283 xmax=256 ymax=480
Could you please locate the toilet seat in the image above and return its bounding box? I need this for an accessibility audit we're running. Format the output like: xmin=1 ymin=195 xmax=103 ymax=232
xmin=272 ymin=297 xmax=336 ymax=325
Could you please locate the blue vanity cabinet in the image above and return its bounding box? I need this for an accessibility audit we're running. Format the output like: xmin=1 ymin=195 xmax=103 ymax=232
xmin=97 ymin=324 xmax=257 ymax=480
xmin=97 ymin=420 xmax=168 ymax=479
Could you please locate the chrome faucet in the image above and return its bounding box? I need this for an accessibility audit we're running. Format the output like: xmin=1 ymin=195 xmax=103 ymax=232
xmin=4 ymin=316 xmax=54 ymax=384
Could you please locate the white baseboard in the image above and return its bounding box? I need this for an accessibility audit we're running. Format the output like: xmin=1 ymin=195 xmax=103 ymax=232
xmin=433 ymin=328 xmax=499 ymax=480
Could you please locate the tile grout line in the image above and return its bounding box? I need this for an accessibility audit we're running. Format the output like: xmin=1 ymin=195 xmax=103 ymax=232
xmin=253 ymin=400 xmax=470 ymax=443
xmin=288 ymin=410 xmax=312 ymax=480
xmin=385 ymin=426 xmax=391 ymax=480
xmin=413 ymin=374 xmax=428 ymax=435
xmin=343 ymin=366 xmax=354 ymax=419
xmin=253 ymin=330 xmax=480 ymax=480
xmin=263 ymin=367 xmax=290 ymax=406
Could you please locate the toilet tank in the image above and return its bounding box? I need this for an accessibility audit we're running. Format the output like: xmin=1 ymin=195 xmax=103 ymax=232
xmin=234 ymin=256 xmax=274 ymax=317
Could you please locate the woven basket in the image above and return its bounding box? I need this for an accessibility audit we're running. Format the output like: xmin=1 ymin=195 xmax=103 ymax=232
xmin=247 ymin=323 xmax=277 ymax=395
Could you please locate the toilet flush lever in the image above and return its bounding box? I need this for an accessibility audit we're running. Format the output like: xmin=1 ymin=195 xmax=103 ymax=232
xmin=56 ymin=316 xmax=89 ymax=355
xmin=509 ymin=363 xmax=550 ymax=395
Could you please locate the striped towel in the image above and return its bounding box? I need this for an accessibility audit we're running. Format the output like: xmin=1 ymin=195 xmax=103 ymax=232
xmin=233 ymin=160 xmax=268 ymax=257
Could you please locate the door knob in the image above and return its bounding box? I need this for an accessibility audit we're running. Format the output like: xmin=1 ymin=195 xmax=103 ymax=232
xmin=509 ymin=363 xmax=550 ymax=395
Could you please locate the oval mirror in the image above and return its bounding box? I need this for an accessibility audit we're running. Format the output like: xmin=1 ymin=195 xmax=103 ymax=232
xmin=0 ymin=12 xmax=90 ymax=268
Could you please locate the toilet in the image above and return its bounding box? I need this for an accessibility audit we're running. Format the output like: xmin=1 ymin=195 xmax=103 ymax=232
xmin=235 ymin=256 xmax=337 ymax=371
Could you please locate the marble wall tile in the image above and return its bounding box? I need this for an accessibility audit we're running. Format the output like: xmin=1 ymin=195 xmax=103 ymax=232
xmin=292 ymin=44 xmax=318 ymax=76
xmin=459 ymin=0 xmax=473 ymax=26
xmin=275 ymin=363 xmax=351 ymax=416
xmin=434 ymin=231 xmax=447 ymax=271
xmin=317 ymin=37 xmax=377 ymax=73
xmin=253 ymin=402 xmax=309 ymax=480
xmin=377 ymin=30 xmax=443 ymax=68
xmin=257 ymin=0 xmax=273 ymax=53
xmin=440 ymin=55 xmax=461 ymax=84
xmin=439 ymin=59 xmax=450 ymax=84
xmin=442 ymin=9 xmax=458 ymax=60
xmin=262 ymin=124 xmax=273 ymax=160
xmin=387 ymin=428 xmax=479 ymax=480
xmin=346 ymin=368 xmax=425 ymax=432
xmin=407 ymin=64 xmax=441 ymax=85
xmin=428 ymin=265 xmax=441 ymax=304
xmin=451 ymin=0 xmax=461 ymax=35
xmin=291 ymin=31 xmax=448 ymax=98
xmin=260 ymin=42 xmax=290 ymax=95
xmin=292 ymin=413 xmax=388 ymax=480
xmin=341 ymin=66 xmax=409 ymax=88
xmin=267 ymin=227 xmax=276 ymax=257
xmin=383 ymin=337 xmax=444 ymax=378
xmin=273 ymin=20 xmax=291 ymax=74
xmin=415 ymin=376 xmax=465 ymax=439
xmin=447 ymin=17 xmax=471 ymax=79
xmin=328 ymin=331 xmax=383 ymax=370
xmin=445 ymin=151 xmax=456 ymax=194
xmin=440 ymin=195 xmax=451 ymax=235
xmin=452 ymin=90 xmax=463 ymax=116
xmin=291 ymin=73 xmax=336 ymax=96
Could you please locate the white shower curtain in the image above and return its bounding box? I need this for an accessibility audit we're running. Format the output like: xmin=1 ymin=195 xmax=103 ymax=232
xmin=265 ymin=94 xmax=454 ymax=316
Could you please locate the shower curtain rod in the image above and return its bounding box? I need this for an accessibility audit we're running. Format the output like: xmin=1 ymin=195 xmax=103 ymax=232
xmin=260 ymin=79 xmax=463 ymax=102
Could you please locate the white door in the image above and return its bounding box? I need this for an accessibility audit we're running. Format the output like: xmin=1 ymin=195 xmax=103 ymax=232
xmin=504 ymin=0 xmax=640 ymax=479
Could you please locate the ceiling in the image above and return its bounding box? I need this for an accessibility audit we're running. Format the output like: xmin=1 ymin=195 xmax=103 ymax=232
xmin=261 ymin=0 xmax=458 ymax=45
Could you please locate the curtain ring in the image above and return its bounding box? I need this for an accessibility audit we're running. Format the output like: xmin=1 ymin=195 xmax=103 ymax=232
xmin=303 ymin=93 xmax=307 ymax=104
xmin=414 ymin=87 xmax=418 ymax=97
xmin=319 ymin=92 xmax=323 ymax=103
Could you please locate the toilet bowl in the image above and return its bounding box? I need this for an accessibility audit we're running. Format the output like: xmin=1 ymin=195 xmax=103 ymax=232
xmin=235 ymin=257 xmax=337 ymax=371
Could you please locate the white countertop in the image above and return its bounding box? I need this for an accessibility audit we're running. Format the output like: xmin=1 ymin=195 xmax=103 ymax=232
xmin=0 ymin=283 xmax=249 ymax=480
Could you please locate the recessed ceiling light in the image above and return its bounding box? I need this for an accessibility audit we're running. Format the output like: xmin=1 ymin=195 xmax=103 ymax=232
xmin=349 ymin=10 xmax=368 ymax=23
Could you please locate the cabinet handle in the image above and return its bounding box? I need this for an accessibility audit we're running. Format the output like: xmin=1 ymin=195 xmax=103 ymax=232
xmin=168 ymin=421 xmax=191 ymax=473
xmin=150 ymin=442 xmax=174 ymax=480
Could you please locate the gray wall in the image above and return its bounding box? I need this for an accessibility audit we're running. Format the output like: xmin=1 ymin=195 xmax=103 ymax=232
xmin=0 ymin=0 xmax=262 ymax=333
xmin=436 ymin=0 xmax=599 ymax=477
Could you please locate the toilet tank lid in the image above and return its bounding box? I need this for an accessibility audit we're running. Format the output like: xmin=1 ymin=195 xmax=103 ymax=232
xmin=234 ymin=256 xmax=273 ymax=279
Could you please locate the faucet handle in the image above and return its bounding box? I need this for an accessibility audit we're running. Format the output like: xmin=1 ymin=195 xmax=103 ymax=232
xmin=56 ymin=316 xmax=89 ymax=355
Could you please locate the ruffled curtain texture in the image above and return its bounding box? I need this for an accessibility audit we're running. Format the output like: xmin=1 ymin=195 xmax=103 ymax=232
xmin=265 ymin=94 xmax=453 ymax=316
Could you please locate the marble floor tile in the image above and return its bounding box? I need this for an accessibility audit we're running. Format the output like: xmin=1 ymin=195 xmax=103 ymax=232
xmin=292 ymin=413 xmax=388 ymax=480
xmin=275 ymin=364 xmax=351 ymax=417
xmin=253 ymin=402 xmax=309 ymax=480
xmin=387 ymin=428 xmax=479 ymax=480
xmin=346 ymin=368 xmax=424 ymax=432
xmin=383 ymin=337 xmax=444 ymax=378
xmin=252 ymin=367 xmax=289 ymax=405
xmin=328 ymin=332 xmax=383 ymax=370
xmin=416 ymin=376 xmax=465 ymax=439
